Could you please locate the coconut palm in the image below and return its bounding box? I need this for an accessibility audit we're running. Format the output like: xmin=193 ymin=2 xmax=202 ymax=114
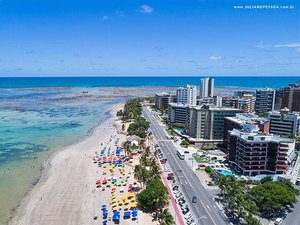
xmin=160 ymin=209 xmax=174 ymax=225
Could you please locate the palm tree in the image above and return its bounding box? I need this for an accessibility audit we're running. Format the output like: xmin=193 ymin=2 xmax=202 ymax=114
xmin=123 ymin=142 xmax=132 ymax=157
xmin=160 ymin=209 xmax=174 ymax=225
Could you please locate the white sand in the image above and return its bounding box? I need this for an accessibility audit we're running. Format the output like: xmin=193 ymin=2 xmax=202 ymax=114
xmin=10 ymin=104 xmax=157 ymax=225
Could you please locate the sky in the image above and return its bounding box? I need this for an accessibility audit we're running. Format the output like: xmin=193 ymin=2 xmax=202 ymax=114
xmin=0 ymin=0 xmax=299 ymax=76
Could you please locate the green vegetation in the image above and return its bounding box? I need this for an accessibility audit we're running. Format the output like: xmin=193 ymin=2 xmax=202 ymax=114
xmin=120 ymin=98 xmax=142 ymax=122
xmin=144 ymin=97 xmax=155 ymax=103
xmin=134 ymin=142 xmax=174 ymax=225
xmin=251 ymin=181 xmax=299 ymax=216
xmin=204 ymin=166 xmax=214 ymax=177
xmin=127 ymin=116 xmax=150 ymax=138
xmin=160 ymin=209 xmax=175 ymax=225
xmin=215 ymin=174 xmax=299 ymax=223
xmin=201 ymin=142 xmax=217 ymax=150
xmin=166 ymin=128 xmax=176 ymax=136
xmin=258 ymin=113 xmax=269 ymax=118
xmin=180 ymin=140 xmax=189 ymax=148
xmin=118 ymin=98 xmax=150 ymax=138
xmin=194 ymin=155 xmax=208 ymax=163
xmin=137 ymin=179 xmax=169 ymax=211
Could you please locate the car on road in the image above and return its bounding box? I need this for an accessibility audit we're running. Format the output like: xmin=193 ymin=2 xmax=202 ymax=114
xmin=192 ymin=196 xmax=197 ymax=203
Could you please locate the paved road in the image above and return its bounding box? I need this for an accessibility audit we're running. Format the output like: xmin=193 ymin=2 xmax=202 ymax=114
xmin=282 ymin=195 xmax=300 ymax=225
xmin=143 ymin=106 xmax=227 ymax=225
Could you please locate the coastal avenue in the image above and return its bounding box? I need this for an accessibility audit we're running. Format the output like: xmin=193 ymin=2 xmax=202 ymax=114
xmin=142 ymin=106 xmax=227 ymax=225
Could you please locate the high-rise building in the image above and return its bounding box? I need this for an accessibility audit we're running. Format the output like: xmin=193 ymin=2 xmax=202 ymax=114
xmin=222 ymin=96 xmax=239 ymax=109
xmin=187 ymin=105 xmax=242 ymax=140
xmin=213 ymin=96 xmax=223 ymax=108
xmin=176 ymin=85 xmax=197 ymax=106
xmin=255 ymin=89 xmax=275 ymax=114
xmin=168 ymin=103 xmax=189 ymax=125
xmin=275 ymin=81 xmax=300 ymax=112
xmin=239 ymin=94 xmax=255 ymax=113
xmin=234 ymin=90 xmax=256 ymax=98
xmin=228 ymin=128 xmax=296 ymax=176
xmin=223 ymin=113 xmax=269 ymax=146
xmin=269 ymin=109 xmax=300 ymax=137
xmin=155 ymin=92 xmax=176 ymax=110
xmin=200 ymin=77 xmax=214 ymax=98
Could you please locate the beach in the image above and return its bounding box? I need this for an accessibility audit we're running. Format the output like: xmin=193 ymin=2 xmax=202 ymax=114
xmin=10 ymin=103 xmax=156 ymax=225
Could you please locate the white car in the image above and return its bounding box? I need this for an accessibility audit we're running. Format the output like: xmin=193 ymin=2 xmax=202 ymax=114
xmin=275 ymin=218 xmax=283 ymax=225
xmin=184 ymin=212 xmax=192 ymax=220
xmin=175 ymin=192 xmax=183 ymax=198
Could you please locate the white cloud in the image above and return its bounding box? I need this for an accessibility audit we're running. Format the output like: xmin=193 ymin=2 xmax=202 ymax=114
xmin=102 ymin=15 xmax=110 ymax=20
xmin=255 ymin=42 xmax=300 ymax=53
xmin=139 ymin=5 xmax=154 ymax=13
xmin=209 ymin=55 xmax=222 ymax=61
xmin=274 ymin=43 xmax=300 ymax=48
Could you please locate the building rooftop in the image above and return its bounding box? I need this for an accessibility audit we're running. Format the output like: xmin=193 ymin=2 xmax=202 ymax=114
xmin=155 ymin=92 xmax=174 ymax=96
xmin=226 ymin=113 xmax=267 ymax=125
xmin=230 ymin=128 xmax=294 ymax=143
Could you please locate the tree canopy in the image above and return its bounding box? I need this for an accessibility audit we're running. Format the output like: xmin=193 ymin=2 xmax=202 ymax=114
xmin=127 ymin=116 xmax=150 ymax=138
xmin=137 ymin=179 xmax=169 ymax=211
xmin=250 ymin=181 xmax=299 ymax=214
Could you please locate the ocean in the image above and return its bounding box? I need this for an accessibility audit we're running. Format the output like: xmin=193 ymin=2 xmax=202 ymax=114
xmin=0 ymin=76 xmax=299 ymax=88
xmin=0 ymin=85 xmax=179 ymax=224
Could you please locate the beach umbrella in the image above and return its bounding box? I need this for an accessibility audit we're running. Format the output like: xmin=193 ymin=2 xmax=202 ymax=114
xmin=127 ymin=192 xmax=135 ymax=198
xmin=129 ymin=203 xmax=137 ymax=208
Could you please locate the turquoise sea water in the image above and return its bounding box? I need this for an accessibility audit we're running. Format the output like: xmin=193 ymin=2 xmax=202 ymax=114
xmin=0 ymin=85 xmax=176 ymax=224
xmin=0 ymin=76 xmax=299 ymax=88
xmin=0 ymin=87 xmax=122 ymax=223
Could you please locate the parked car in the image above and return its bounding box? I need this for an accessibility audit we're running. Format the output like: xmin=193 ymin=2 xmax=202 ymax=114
xmin=160 ymin=159 xmax=167 ymax=164
xmin=172 ymin=185 xmax=179 ymax=191
xmin=187 ymin=218 xmax=195 ymax=225
xmin=275 ymin=218 xmax=283 ymax=225
xmin=182 ymin=207 xmax=190 ymax=215
xmin=175 ymin=192 xmax=183 ymax=199
xmin=184 ymin=212 xmax=192 ymax=220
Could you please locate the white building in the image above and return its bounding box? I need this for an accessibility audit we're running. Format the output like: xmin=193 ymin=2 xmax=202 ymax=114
xmin=176 ymin=85 xmax=197 ymax=106
xmin=269 ymin=108 xmax=300 ymax=137
xmin=200 ymin=77 xmax=214 ymax=98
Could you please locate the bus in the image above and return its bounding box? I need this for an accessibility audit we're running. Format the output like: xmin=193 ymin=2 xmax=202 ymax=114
xmin=176 ymin=150 xmax=185 ymax=160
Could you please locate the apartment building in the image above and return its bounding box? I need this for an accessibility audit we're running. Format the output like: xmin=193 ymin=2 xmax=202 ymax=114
xmin=155 ymin=92 xmax=176 ymax=110
xmin=269 ymin=108 xmax=300 ymax=137
xmin=255 ymin=89 xmax=275 ymax=114
xmin=228 ymin=129 xmax=296 ymax=176
xmin=176 ymin=85 xmax=197 ymax=106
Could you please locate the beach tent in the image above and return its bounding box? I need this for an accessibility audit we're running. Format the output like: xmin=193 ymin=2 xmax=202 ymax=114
xmin=123 ymin=211 xmax=131 ymax=219
xmin=101 ymin=204 xmax=107 ymax=208
xmin=102 ymin=220 xmax=108 ymax=225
